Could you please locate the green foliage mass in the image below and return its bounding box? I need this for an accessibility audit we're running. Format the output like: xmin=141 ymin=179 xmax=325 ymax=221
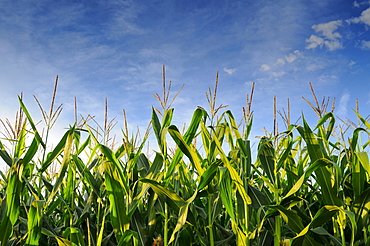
xmin=0 ymin=77 xmax=369 ymax=246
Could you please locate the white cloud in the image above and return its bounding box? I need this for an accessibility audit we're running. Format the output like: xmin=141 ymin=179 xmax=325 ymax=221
xmin=223 ymin=68 xmax=237 ymax=75
xmin=352 ymin=1 xmax=370 ymax=7
xmin=245 ymin=81 xmax=255 ymax=86
xmin=337 ymin=93 xmax=350 ymax=116
xmin=306 ymin=35 xmax=325 ymax=49
xmin=306 ymin=63 xmax=324 ymax=71
xmin=348 ymin=60 xmax=356 ymax=66
xmin=306 ymin=7 xmax=370 ymax=52
xmin=305 ymin=35 xmax=343 ymax=51
xmin=260 ymin=64 xmax=271 ymax=71
xmin=317 ymin=74 xmax=339 ymax=83
xmin=351 ymin=7 xmax=370 ymax=25
xmin=272 ymin=71 xmax=286 ymax=77
xmin=324 ymin=39 xmax=343 ymax=51
xmin=312 ymin=20 xmax=342 ymax=40
xmin=261 ymin=50 xmax=303 ymax=74
xmin=306 ymin=20 xmax=343 ymax=51
xmin=360 ymin=40 xmax=370 ymax=49
xmin=275 ymin=58 xmax=285 ymax=66
xmin=285 ymin=50 xmax=302 ymax=63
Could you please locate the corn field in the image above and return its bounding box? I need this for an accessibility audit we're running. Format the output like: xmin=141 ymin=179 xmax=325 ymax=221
xmin=0 ymin=74 xmax=369 ymax=246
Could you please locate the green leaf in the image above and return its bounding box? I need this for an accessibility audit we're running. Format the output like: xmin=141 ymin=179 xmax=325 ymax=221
xmin=40 ymin=128 xmax=75 ymax=172
xmin=294 ymin=205 xmax=340 ymax=241
xmin=18 ymin=96 xmax=46 ymax=149
xmin=353 ymin=110 xmax=370 ymax=130
xmin=64 ymin=227 xmax=85 ymax=246
xmin=314 ymin=112 xmax=335 ymax=140
xmin=218 ymin=168 xmax=235 ymax=221
xmin=73 ymin=155 xmax=101 ymax=197
xmin=267 ymin=205 xmax=304 ymax=234
xmin=166 ymin=108 xmax=204 ymax=178
xmin=310 ymin=227 xmax=341 ymax=246
xmin=169 ymin=190 xmax=198 ymax=244
xmin=356 ymin=152 xmax=370 ymax=177
xmin=103 ymin=158 xmax=130 ymax=241
xmin=283 ymin=174 xmax=305 ymax=199
xmin=117 ymin=230 xmax=138 ymax=246
xmin=23 ymin=137 xmax=40 ymax=164
xmin=283 ymin=158 xmax=332 ymax=199
xmin=168 ymin=125 xmax=204 ymax=175
xmin=140 ymin=178 xmax=185 ymax=209
xmin=25 ymin=200 xmax=45 ymax=246
xmin=14 ymin=123 xmax=26 ymax=159
xmin=46 ymin=128 xmax=75 ymax=204
xmin=297 ymin=119 xmax=324 ymax=161
xmin=258 ymin=137 xmax=276 ymax=184
xmin=0 ymin=141 xmax=12 ymax=166
xmin=0 ymin=209 xmax=13 ymax=246
xmin=297 ymin=119 xmax=341 ymax=206
xmin=5 ymin=163 xmax=23 ymax=226
xmin=213 ymin=132 xmax=251 ymax=205
xmin=152 ymin=107 xmax=162 ymax=148
xmin=131 ymin=210 xmax=148 ymax=246
xmin=353 ymin=187 xmax=370 ymax=230
xmin=198 ymin=162 xmax=218 ymax=190
xmin=41 ymin=228 xmax=76 ymax=246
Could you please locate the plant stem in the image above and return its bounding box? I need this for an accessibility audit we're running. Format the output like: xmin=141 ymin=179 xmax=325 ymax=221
xmin=208 ymin=195 xmax=214 ymax=246
xmin=244 ymin=185 xmax=250 ymax=246
xmin=164 ymin=203 xmax=168 ymax=246
xmin=339 ymin=223 xmax=345 ymax=246
xmin=274 ymin=215 xmax=281 ymax=246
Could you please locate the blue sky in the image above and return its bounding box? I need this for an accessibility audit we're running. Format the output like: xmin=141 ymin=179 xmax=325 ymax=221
xmin=0 ymin=0 xmax=369 ymax=156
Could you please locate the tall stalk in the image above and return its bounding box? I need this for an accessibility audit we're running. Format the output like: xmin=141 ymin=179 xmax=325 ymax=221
xmin=207 ymin=197 xmax=215 ymax=246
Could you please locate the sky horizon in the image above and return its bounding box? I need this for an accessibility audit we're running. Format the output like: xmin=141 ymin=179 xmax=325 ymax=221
xmin=0 ymin=0 xmax=369 ymax=166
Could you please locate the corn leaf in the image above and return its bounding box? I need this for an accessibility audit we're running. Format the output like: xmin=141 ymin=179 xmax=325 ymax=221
xmin=25 ymin=200 xmax=45 ymax=246
xmin=169 ymin=190 xmax=198 ymax=244
xmin=356 ymin=151 xmax=370 ymax=176
xmin=103 ymin=159 xmax=130 ymax=241
xmin=0 ymin=141 xmax=12 ymax=166
xmin=166 ymin=108 xmax=204 ymax=178
xmin=168 ymin=125 xmax=204 ymax=176
xmin=18 ymin=96 xmax=46 ymax=149
xmin=297 ymin=119 xmax=341 ymax=206
xmin=198 ymin=162 xmax=218 ymax=190
xmin=258 ymin=137 xmax=276 ymax=184
xmin=64 ymin=227 xmax=85 ymax=246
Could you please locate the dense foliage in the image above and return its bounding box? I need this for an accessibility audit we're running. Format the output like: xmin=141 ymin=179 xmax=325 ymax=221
xmin=0 ymin=77 xmax=369 ymax=246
